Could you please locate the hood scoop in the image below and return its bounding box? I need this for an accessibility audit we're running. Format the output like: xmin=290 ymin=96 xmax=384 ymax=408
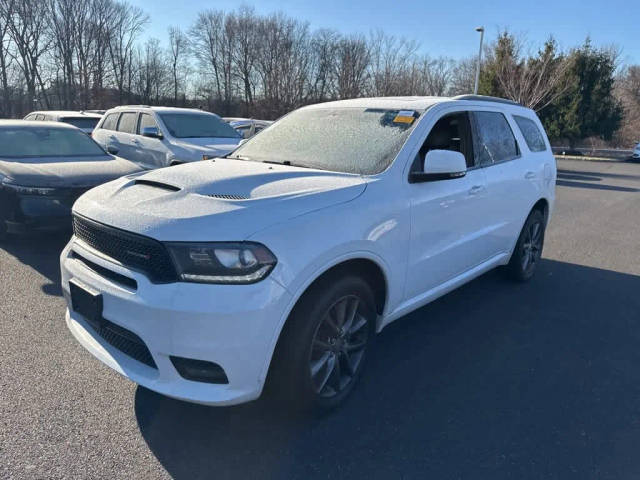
xmin=134 ymin=179 xmax=181 ymax=192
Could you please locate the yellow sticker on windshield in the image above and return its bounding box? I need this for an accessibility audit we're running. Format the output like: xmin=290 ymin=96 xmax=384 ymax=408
xmin=393 ymin=110 xmax=416 ymax=124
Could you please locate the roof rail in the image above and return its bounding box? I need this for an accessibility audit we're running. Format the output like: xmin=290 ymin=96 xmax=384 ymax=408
xmin=452 ymin=95 xmax=521 ymax=106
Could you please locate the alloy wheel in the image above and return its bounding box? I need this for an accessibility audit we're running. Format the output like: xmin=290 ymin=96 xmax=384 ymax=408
xmin=521 ymin=220 xmax=543 ymax=275
xmin=309 ymin=295 xmax=369 ymax=398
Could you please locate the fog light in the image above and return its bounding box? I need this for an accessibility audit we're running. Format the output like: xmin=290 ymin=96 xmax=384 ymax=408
xmin=170 ymin=356 xmax=229 ymax=384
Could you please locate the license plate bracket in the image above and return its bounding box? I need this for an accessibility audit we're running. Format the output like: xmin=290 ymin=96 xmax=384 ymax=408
xmin=69 ymin=279 xmax=103 ymax=331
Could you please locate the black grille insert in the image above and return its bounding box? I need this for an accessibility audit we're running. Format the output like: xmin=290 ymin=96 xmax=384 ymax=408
xmin=72 ymin=214 xmax=177 ymax=283
xmin=96 ymin=318 xmax=156 ymax=369
xmin=71 ymin=251 xmax=138 ymax=290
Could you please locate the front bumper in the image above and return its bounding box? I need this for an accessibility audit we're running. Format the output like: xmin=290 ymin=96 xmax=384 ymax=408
xmin=1 ymin=186 xmax=88 ymax=234
xmin=60 ymin=237 xmax=292 ymax=405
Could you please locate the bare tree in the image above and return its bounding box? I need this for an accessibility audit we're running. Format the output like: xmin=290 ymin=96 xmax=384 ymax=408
xmin=334 ymin=35 xmax=369 ymax=99
xmin=230 ymin=6 xmax=258 ymax=113
xmin=448 ymin=56 xmax=477 ymax=95
xmin=2 ymin=0 xmax=52 ymax=109
xmin=488 ymin=34 xmax=573 ymax=111
xmin=190 ymin=10 xmax=226 ymax=105
xmin=308 ymin=29 xmax=339 ymax=102
xmin=0 ymin=0 xmax=16 ymax=116
xmin=168 ymin=26 xmax=188 ymax=105
xmin=614 ymin=65 xmax=640 ymax=146
xmin=367 ymin=30 xmax=419 ymax=96
xmin=108 ymin=1 xmax=148 ymax=103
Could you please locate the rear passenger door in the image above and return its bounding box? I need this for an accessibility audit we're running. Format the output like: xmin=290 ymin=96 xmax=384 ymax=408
xmin=112 ymin=112 xmax=139 ymax=163
xmin=471 ymin=110 xmax=537 ymax=254
xmin=93 ymin=112 xmax=119 ymax=150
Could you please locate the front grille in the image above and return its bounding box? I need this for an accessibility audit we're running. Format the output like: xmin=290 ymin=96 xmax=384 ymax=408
xmin=96 ymin=318 xmax=157 ymax=369
xmin=72 ymin=214 xmax=177 ymax=283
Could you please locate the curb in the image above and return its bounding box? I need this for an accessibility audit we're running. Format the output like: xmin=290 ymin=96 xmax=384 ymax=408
xmin=555 ymin=155 xmax=632 ymax=163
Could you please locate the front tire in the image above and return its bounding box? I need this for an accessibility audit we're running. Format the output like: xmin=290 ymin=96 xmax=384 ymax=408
xmin=269 ymin=275 xmax=376 ymax=412
xmin=506 ymin=209 xmax=546 ymax=282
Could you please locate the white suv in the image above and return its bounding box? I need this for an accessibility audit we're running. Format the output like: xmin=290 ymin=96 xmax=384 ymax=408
xmin=61 ymin=95 xmax=556 ymax=411
xmin=92 ymin=106 xmax=242 ymax=169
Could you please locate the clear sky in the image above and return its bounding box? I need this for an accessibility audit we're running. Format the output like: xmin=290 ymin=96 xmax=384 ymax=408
xmin=130 ymin=0 xmax=640 ymax=65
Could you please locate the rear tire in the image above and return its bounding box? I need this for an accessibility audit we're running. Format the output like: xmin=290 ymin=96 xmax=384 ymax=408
xmin=268 ymin=274 xmax=376 ymax=412
xmin=506 ymin=209 xmax=545 ymax=282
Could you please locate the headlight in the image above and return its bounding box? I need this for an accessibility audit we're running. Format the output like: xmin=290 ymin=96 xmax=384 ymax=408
xmin=1 ymin=180 xmax=57 ymax=196
xmin=165 ymin=242 xmax=277 ymax=284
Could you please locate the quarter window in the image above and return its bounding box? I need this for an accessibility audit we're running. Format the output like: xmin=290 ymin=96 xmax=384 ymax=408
xmin=472 ymin=111 xmax=519 ymax=165
xmin=117 ymin=112 xmax=138 ymax=134
xmin=513 ymin=115 xmax=547 ymax=152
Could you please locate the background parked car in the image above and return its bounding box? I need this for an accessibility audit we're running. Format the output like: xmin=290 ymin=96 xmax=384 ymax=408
xmin=633 ymin=142 xmax=640 ymax=159
xmin=0 ymin=121 xmax=142 ymax=238
xmin=92 ymin=106 xmax=242 ymax=169
xmin=23 ymin=110 xmax=103 ymax=134
xmin=223 ymin=117 xmax=273 ymax=139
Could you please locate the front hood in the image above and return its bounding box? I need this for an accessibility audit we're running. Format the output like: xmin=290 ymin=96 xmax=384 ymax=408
xmin=0 ymin=156 xmax=143 ymax=188
xmin=73 ymin=158 xmax=367 ymax=241
xmin=172 ymin=137 xmax=241 ymax=157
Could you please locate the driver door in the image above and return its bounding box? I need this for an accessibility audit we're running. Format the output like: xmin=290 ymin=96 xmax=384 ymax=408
xmin=404 ymin=110 xmax=493 ymax=300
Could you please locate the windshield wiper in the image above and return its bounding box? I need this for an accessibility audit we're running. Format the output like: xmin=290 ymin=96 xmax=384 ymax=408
xmin=261 ymin=160 xmax=314 ymax=169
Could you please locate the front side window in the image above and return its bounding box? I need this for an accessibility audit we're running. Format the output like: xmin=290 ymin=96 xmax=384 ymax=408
xmin=0 ymin=127 xmax=107 ymax=159
xmin=412 ymin=112 xmax=475 ymax=172
xmin=101 ymin=113 xmax=119 ymax=131
xmin=159 ymin=113 xmax=240 ymax=139
xmin=513 ymin=115 xmax=547 ymax=152
xmin=117 ymin=112 xmax=138 ymax=134
xmin=138 ymin=113 xmax=158 ymax=134
xmin=61 ymin=117 xmax=100 ymax=130
xmin=472 ymin=111 xmax=519 ymax=165
xmin=229 ymin=107 xmax=422 ymax=175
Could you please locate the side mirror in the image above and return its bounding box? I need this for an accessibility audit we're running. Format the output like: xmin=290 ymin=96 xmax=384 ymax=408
xmin=142 ymin=126 xmax=163 ymax=139
xmin=409 ymin=150 xmax=467 ymax=183
xmin=106 ymin=146 xmax=119 ymax=155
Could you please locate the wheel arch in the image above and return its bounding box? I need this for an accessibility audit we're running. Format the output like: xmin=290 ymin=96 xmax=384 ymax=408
xmin=260 ymin=254 xmax=389 ymax=392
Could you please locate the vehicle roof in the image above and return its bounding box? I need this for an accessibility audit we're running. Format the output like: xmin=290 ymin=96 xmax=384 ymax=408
xmin=28 ymin=110 xmax=103 ymax=118
xmin=301 ymin=95 xmax=530 ymax=112
xmin=108 ymin=106 xmax=219 ymax=115
xmin=229 ymin=119 xmax=273 ymax=126
xmin=0 ymin=120 xmax=79 ymax=129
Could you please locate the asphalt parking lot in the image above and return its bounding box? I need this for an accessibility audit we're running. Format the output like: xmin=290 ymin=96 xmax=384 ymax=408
xmin=1 ymin=158 xmax=639 ymax=480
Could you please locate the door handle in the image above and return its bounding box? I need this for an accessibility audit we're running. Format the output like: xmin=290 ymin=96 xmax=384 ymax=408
xmin=469 ymin=185 xmax=485 ymax=195
xmin=525 ymin=171 xmax=537 ymax=180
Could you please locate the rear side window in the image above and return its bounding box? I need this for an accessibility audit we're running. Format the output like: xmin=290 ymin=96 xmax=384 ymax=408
xmin=117 ymin=112 xmax=138 ymax=134
xmin=101 ymin=113 xmax=119 ymax=131
xmin=138 ymin=113 xmax=158 ymax=134
xmin=513 ymin=115 xmax=547 ymax=152
xmin=472 ymin=111 xmax=519 ymax=165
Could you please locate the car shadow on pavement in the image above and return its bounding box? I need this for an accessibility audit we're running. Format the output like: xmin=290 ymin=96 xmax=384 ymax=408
xmin=135 ymin=259 xmax=640 ymax=479
xmin=0 ymin=231 xmax=71 ymax=296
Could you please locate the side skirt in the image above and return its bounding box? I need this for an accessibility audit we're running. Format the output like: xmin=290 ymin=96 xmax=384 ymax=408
xmin=377 ymin=252 xmax=509 ymax=332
